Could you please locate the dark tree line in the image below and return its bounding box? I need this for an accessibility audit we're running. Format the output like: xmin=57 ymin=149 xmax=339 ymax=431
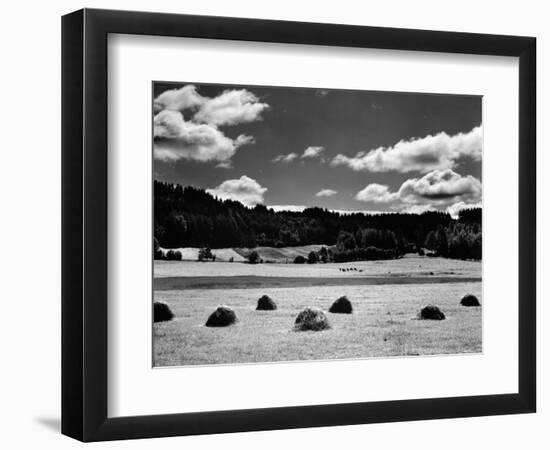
xmin=154 ymin=181 xmax=482 ymax=260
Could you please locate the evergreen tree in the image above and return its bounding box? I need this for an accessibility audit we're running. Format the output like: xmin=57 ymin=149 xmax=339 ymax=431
xmin=424 ymin=231 xmax=438 ymax=251
xmin=307 ymin=251 xmax=319 ymax=264
xmin=248 ymin=250 xmax=260 ymax=264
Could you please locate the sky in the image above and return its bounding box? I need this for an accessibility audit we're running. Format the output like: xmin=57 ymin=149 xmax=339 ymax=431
xmin=153 ymin=82 xmax=482 ymax=217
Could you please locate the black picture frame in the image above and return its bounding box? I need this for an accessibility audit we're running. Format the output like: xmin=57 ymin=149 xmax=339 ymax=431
xmin=62 ymin=8 xmax=536 ymax=442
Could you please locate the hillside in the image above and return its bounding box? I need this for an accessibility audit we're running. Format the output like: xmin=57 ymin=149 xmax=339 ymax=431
xmin=158 ymin=244 xmax=328 ymax=263
xmin=154 ymin=181 xmax=482 ymax=258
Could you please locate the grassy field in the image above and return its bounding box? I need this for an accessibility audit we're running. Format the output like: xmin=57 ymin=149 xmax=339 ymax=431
xmin=153 ymin=256 xmax=482 ymax=367
xmin=154 ymin=254 xmax=481 ymax=279
xmin=158 ymin=244 xmax=326 ymax=263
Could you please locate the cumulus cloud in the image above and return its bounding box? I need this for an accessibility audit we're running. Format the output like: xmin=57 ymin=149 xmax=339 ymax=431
xmin=272 ymin=153 xmax=299 ymax=163
xmin=206 ymin=176 xmax=267 ymax=207
xmin=331 ymin=126 xmax=482 ymax=173
xmin=153 ymin=110 xmax=254 ymax=162
xmin=153 ymin=85 xmax=268 ymax=163
xmin=153 ymin=85 xmax=206 ymax=114
xmin=398 ymin=169 xmax=481 ymax=205
xmin=354 ymin=183 xmax=397 ymax=203
xmin=354 ymin=169 xmax=482 ymax=213
xmin=302 ymin=146 xmax=325 ymax=159
xmin=193 ymin=89 xmax=269 ymax=126
xmin=315 ymin=189 xmax=338 ymax=197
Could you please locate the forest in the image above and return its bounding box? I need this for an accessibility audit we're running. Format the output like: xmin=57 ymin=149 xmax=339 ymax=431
xmin=154 ymin=181 xmax=482 ymax=261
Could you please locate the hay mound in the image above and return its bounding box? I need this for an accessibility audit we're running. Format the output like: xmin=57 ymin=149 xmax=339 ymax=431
xmin=205 ymin=305 xmax=237 ymax=327
xmin=329 ymin=296 xmax=353 ymax=314
xmin=154 ymin=301 xmax=174 ymax=322
xmin=419 ymin=305 xmax=446 ymax=320
xmin=256 ymin=295 xmax=277 ymax=311
xmin=460 ymin=294 xmax=481 ymax=307
xmin=294 ymin=307 xmax=330 ymax=331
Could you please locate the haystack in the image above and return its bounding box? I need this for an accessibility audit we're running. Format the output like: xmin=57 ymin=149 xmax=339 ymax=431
xmin=154 ymin=301 xmax=174 ymax=322
xmin=329 ymin=296 xmax=353 ymax=314
xmin=460 ymin=294 xmax=481 ymax=307
xmin=419 ymin=305 xmax=446 ymax=320
xmin=256 ymin=295 xmax=277 ymax=311
xmin=294 ymin=307 xmax=330 ymax=331
xmin=205 ymin=305 xmax=237 ymax=327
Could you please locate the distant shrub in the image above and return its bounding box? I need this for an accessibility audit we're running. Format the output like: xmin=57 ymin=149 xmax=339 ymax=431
xmin=229 ymin=257 xmax=234 ymax=263
xmin=307 ymin=251 xmax=318 ymax=264
xmin=154 ymin=301 xmax=174 ymax=322
xmin=256 ymin=295 xmax=277 ymax=311
xmin=153 ymin=237 xmax=164 ymax=260
xmin=418 ymin=248 xmax=425 ymax=256
xmin=419 ymin=305 xmax=445 ymax=320
xmin=166 ymin=250 xmax=182 ymax=261
xmin=293 ymin=255 xmax=306 ymax=264
xmin=205 ymin=305 xmax=237 ymax=327
xmin=198 ymin=247 xmax=214 ymax=261
xmin=248 ymin=250 xmax=260 ymax=264
xmin=460 ymin=294 xmax=481 ymax=307
xmin=294 ymin=307 xmax=330 ymax=331
xmin=329 ymin=296 xmax=353 ymax=314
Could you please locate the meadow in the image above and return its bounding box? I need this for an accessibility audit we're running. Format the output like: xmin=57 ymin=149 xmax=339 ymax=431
xmin=155 ymin=254 xmax=481 ymax=279
xmin=153 ymin=256 xmax=482 ymax=367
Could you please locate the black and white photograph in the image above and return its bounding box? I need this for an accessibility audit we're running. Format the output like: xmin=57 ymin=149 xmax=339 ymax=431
xmin=152 ymin=82 xmax=483 ymax=367
xmin=0 ymin=0 xmax=544 ymax=447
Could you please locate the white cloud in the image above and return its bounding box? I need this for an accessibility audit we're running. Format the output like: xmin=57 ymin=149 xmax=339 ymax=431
xmin=153 ymin=110 xmax=254 ymax=162
xmin=398 ymin=169 xmax=481 ymax=205
xmin=215 ymin=161 xmax=233 ymax=169
xmin=268 ymin=205 xmax=307 ymax=212
xmin=354 ymin=183 xmax=397 ymax=203
xmin=153 ymin=85 xmax=268 ymax=163
xmin=206 ymin=176 xmax=267 ymax=207
xmin=331 ymin=209 xmax=391 ymax=216
xmin=193 ymin=89 xmax=269 ymax=126
xmin=272 ymin=147 xmax=325 ymax=164
xmin=153 ymin=85 xmax=206 ymax=113
xmin=302 ymin=146 xmax=325 ymax=159
xmin=400 ymin=204 xmax=436 ymax=215
xmin=446 ymin=201 xmax=482 ymax=219
xmin=316 ymin=189 xmax=338 ymax=197
xmin=272 ymin=153 xmax=299 ymax=163
xmin=153 ymin=85 xmax=269 ymax=127
xmin=354 ymin=169 xmax=482 ymax=214
xmin=331 ymin=126 xmax=482 ymax=173
xmin=268 ymin=205 xmax=390 ymax=215
xmin=268 ymin=206 xmax=403 ymax=216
